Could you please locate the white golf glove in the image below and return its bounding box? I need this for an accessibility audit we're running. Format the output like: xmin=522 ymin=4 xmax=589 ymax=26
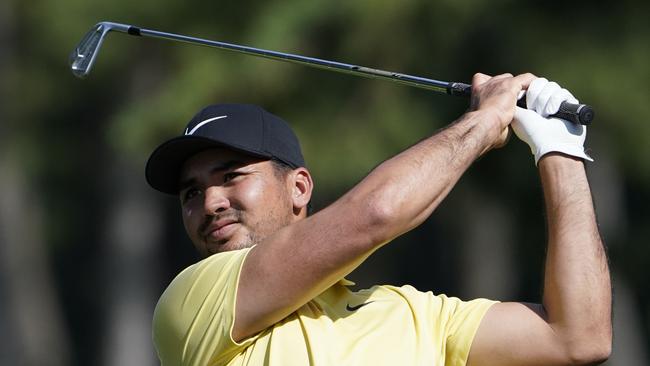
xmin=512 ymin=78 xmax=593 ymax=165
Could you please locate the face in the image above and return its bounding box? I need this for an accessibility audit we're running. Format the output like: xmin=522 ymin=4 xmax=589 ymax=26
xmin=179 ymin=148 xmax=296 ymax=257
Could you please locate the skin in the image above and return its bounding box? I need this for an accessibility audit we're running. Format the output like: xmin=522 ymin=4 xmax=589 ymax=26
xmin=467 ymin=154 xmax=611 ymax=365
xmin=179 ymin=149 xmax=312 ymax=257
xmin=178 ymin=73 xmax=611 ymax=365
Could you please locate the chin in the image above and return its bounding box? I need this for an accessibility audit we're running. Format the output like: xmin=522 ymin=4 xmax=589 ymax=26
xmin=204 ymin=238 xmax=254 ymax=256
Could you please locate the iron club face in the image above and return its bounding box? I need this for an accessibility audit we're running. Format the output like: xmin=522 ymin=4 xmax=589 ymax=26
xmin=69 ymin=22 xmax=132 ymax=78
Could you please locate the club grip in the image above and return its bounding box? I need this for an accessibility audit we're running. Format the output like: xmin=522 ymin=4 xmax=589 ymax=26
xmin=450 ymin=82 xmax=594 ymax=125
xmin=516 ymin=99 xmax=594 ymax=125
xmin=554 ymin=101 xmax=594 ymax=125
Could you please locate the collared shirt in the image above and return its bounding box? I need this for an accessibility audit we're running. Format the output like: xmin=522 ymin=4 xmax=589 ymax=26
xmin=153 ymin=248 xmax=496 ymax=366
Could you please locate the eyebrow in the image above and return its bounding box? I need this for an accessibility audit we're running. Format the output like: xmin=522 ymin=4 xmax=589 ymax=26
xmin=178 ymin=160 xmax=244 ymax=192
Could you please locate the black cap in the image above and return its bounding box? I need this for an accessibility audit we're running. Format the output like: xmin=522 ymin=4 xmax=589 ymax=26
xmin=146 ymin=104 xmax=305 ymax=194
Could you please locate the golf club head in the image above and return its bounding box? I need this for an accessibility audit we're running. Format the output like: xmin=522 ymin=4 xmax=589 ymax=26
xmin=69 ymin=22 xmax=131 ymax=78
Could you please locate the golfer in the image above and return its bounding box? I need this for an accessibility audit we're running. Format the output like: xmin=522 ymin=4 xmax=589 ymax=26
xmin=147 ymin=73 xmax=611 ymax=365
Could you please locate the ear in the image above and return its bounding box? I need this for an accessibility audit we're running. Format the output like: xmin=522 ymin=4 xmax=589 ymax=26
xmin=289 ymin=168 xmax=313 ymax=216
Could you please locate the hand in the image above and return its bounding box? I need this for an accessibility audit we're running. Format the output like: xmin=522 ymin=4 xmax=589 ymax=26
xmin=511 ymin=78 xmax=593 ymax=164
xmin=469 ymin=73 xmax=537 ymax=149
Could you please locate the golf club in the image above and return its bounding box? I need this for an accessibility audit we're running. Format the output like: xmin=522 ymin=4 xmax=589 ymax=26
xmin=70 ymin=21 xmax=594 ymax=125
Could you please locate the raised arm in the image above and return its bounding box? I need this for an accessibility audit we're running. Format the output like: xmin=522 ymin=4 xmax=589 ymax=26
xmin=540 ymin=154 xmax=611 ymax=361
xmin=467 ymin=80 xmax=612 ymax=366
xmin=234 ymin=73 xmax=536 ymax=341
xmin=468 ymin=155 xmax=611 ymax=366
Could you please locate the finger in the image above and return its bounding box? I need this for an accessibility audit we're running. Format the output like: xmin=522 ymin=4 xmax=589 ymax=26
xmin=513 ymin=106 xmax=528 ymax=123
xmin=526 ymin=78 xmax=548 ymax=113
xmin=514 ymin=73 xmax=538 ymax=100
xmin=535 ymin=82 xmax=562 ymax=116
xmin=487 ymin=73 xmax=515 ymax=86
xmin=513 ymin=72 xmax=537 ymax=90
xmin=492 ymin=73 xmax=514 ymax=79
xmin=545 ymin=88 xmax=577 ymax=116
xmin=514 ymin=106 xmax=542 ymax=127
xmin=472 ymin=72 xmax=492 ymax=87
xmin=559 ymin=87 xmax=579 ymax=105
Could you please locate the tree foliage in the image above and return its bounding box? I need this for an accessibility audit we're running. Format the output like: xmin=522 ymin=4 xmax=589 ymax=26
xmin=2 ymin=0 xmax=648 ymax=364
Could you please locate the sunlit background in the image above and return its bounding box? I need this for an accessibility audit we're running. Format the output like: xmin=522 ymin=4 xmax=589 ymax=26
xmin=1 ymin=0 xmax=648 ymax=364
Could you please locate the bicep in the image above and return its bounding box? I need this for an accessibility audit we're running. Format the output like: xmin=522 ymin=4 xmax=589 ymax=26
xmin=233 ymin=201 xmax=383 ymax=341
xmin=467 ymin=302 xmax=571 ymax=366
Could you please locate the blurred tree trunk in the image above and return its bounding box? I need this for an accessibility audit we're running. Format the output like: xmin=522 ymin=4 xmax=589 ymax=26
xmin=456 ymin=188 xmax=517 ymax=299
xmin=100 ymin=58 xmax=169 ymax=365
xmin=100 ymin=154 xmax=163 ymax=366
xmin=0 ymin=158 xmax=72 ymax=366
xmin=606 ymin=278 xmax=649 ymax=365
xmin=0 ymin=3 xmax=71 ymax=365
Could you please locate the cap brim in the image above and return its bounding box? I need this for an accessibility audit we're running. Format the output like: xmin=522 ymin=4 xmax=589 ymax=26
xmin=145 ymin=135 xmax=270 ymax=194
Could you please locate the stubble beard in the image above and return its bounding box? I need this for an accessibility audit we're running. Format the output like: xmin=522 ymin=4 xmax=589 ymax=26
xmin=202 ymin=202 xmax=294 ymax=255
xmin=235 ymin=178 xmax=295 ymax=252
xmin=237 ymin=203 xmax=294 ymax=250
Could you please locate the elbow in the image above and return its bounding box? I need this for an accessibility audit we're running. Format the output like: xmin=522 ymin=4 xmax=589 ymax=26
xmin=565 ymin=335 xmax=612 ymax=365
xmin=358 ymin=191 xmax=402 ymax=244
xmin=568 ymin=348 xmax=611 ymax=366
xmin=347 ymin=183 xmax=421 ymax=245
xmin=365 ymin=198 xmax=398 ymax=241
xmin=567 ymin=348 xmax=611 ymax=365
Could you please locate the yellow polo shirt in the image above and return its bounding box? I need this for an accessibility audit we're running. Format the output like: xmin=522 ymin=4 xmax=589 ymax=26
xmin=153 ymin=248 xmax=496 ymax=366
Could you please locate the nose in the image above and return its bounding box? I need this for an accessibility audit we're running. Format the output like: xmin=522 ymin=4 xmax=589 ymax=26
xmin=203 ymin=186 xmax=231 ymax=215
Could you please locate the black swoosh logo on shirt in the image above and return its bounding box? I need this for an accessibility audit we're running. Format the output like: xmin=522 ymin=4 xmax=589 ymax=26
xmin=346 ymin=301 xmax=374 ymax=312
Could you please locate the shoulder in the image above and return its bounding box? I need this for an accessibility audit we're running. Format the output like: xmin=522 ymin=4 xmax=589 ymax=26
xmin=169 ymin=248 xmax=251 ymax=293
xmin=152 ymin=248 xmax=254 ymax=364
xmin=155 ymin=248 xmax=252 ymax=320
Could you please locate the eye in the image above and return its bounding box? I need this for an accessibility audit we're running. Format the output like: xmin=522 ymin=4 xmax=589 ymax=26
xmin=223 ymin=172 xmax=242 ymax=183
xmin=181 ymin=187 xmax=201 ymax=203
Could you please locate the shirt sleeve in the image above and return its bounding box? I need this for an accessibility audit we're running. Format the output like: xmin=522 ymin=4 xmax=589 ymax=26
xmin=152 ymin=247 xmax=257 ymax=366
xmin=442 ymin=295 xmax=497 ymax=366
xmin=386 ymin=285 xmax=497 ymax=366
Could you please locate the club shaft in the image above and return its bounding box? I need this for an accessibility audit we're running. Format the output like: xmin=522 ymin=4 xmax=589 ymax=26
xmin=76 ymin=22 xmax=592 ymax=124
xmin=127 ymin=26 xmax=468 ymax=96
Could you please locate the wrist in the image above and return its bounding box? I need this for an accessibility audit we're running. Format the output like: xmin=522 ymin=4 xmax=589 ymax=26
xmin=538 ymin=152 xmax=585 ymax=172
xmin=464 ymin=109 xmax=509 ymax=153
xmin=538 ymin=153 xmax=590 ymax=203
xmin=536 ymin=146 xmax=593 ymax=165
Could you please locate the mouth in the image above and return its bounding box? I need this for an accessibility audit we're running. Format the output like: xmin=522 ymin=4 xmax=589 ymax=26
xmin=203 ymin=219 xmax=239 ymax=243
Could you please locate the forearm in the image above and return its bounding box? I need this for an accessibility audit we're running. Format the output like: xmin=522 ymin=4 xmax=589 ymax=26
xmin=237 ymin=73 xmax=534 ymax=341
xmin=237 ymin=110 xmax=500 ymax=340
xmin=342 ymin=110 xmax=499 ymax=244
xmin=539 ymin=154 xmax=612 ymax=361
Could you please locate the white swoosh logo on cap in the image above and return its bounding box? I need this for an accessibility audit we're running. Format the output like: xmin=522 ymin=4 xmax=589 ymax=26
xmin=185 ymin=115 xmax=228 ymax=135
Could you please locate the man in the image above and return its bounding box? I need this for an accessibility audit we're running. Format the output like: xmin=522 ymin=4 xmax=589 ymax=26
xmin=147 ymin=73 xmax=612 ymax=365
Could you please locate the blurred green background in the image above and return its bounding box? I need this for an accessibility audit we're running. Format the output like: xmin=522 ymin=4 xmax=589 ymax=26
xmin=1 ymin=0 xmax=648 ymax=364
